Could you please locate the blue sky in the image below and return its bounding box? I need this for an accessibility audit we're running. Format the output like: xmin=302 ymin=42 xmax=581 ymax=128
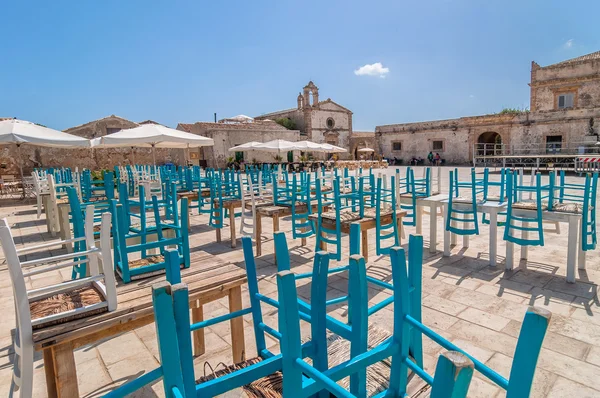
xmin=1 ymin=1 xmax=598 ymax=131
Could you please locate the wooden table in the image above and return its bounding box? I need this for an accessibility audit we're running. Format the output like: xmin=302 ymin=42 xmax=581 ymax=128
xmin=176 ymin=187 xmax=211 ymax=202
xmin=214 ymin=199 xmax=243 ymax=248
xmin=253 ymin=203 xmax=318 ymax=257
xmin=34 ymin=253 xmax=247 ymax=398
xmin=309 ymin=211 xmax=406 ymax=262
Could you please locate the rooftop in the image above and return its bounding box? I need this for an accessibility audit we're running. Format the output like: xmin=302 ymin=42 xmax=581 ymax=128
xmin=542 ymin=50 xmax=600 ymax=68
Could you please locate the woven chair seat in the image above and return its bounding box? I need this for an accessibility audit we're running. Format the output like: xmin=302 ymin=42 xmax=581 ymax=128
xmin=29 ymin=285 xmax=106 ymax=329
xmin=128 ymin=255 xmax=165 ymax=269
xmin=512 ymin=201 xmax=548 ymax=211
xmin=253 ymin=198 xmax=274 ymax=207
xmin=320 ymin=210 xmax=362 ymax=222
xmin=552 ymin=202 xmax=588 ymax=214
xmin=362 ymin=208 xmax=394 ymax=218
xmin=195 ymin=325 xmax=406 ymax=397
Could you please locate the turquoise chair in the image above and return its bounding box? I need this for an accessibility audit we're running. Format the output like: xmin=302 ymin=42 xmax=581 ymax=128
xmin=446 ymin=168 xmax=485 ymax=236
xmin=105 ymin=223 xmax=551 ymax=397
xmin=398 ymin=168 xmax=419 ymax=227
xmin=314 ymin=177 xmax=362 ymax=261
xmin=553 ymin=170 xmax=598 ymax=251
xmin=503 ymin=171 xmax=554 ymax=247
xmin=482 ymin=168 xmax=508 ymax=226
xmin=80 ymin=170 xmax=115 ymax=203
xmin=374 ymin=176 xmax=400 ymax=255
xmin=290 ymin=173 xmax=315 ymax=240
xmin=111 ymin=196 xmax=190 ymax=283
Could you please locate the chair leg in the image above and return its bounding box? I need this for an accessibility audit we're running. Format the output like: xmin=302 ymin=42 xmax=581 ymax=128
xmin=17 ymin=340 xmax=34 ymax=398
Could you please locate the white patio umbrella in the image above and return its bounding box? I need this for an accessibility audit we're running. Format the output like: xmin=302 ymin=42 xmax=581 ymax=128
xmin=91 ymin=124 xmax=214 ymax=165
xmin=0 ymin=119 xmax=92 ymax=195
xmin=251 ymin=139 xmax=298 ymax=162
xmin=228 ymin=141 xmax=263 ymax=152
xmin=357 ymin=147 xmax=375 ymax=152
xmin=254 ymin=139 xmax=298 ymax=152
xmin=319 ymin=143 xmax=347 ymax=153
xmin=293 ymin=140 xmax=327 ymax=152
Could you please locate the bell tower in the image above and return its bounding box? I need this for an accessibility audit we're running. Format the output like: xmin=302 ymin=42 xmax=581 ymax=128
xmin=302 ymin=81 xmax=319 ymax=109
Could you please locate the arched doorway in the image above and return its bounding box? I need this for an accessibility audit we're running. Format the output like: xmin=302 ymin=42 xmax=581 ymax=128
xmin=477 ymin=132 xmax=502 ymax=155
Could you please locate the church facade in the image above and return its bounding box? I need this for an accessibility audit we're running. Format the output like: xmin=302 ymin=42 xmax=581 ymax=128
xmin=255 ymin=81 xmax=354 ymax=158
xmin=376 ymin=51 xmax=600 ymax=164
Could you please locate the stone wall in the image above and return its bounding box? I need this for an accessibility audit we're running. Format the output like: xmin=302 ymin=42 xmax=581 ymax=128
xmin=0 ymin=115 xmax=189 ymax=176
xmin=177 ymin=120 xmax=300 ymax=168
xmin=531 ymin=57 xmax=600 ymax=111
xmin=376 ymin=108 xmax=600 ymax=164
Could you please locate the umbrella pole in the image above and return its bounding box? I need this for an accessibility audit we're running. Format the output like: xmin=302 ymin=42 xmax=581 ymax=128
xmin=152 ymin=144 xmax=156 ymax=166
xmin=17 ymin=144 xmax=25 ymax=198
xmin=131 ymin=147 xmax=135 ymax=165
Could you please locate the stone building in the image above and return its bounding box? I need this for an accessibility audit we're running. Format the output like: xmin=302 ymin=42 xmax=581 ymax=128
xmin=255 ymin=81 xmax=354 ymax=157
xmin=0 ymin=115 xmax=187 ymax=175
xmin=177 ymin=119 xmax=299 ymax=168
xmin=376 ymin=50 xmax=600 ymax=164
xmin=349 ymin=131 xmax=376 ymax=159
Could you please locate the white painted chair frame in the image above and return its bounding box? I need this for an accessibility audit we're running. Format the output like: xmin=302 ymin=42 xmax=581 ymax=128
xmin=0 ymin=206 xmax=116 ymax=398
xmin=239 ymin=181 xmax=257 ymax=239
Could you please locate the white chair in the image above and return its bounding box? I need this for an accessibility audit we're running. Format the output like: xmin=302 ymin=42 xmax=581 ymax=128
xmin=30 ymin=172 xmax=49 ymax=218
xmin=0 ymin=206 xmax=116 ymax=398
xmin=46 ymin=174 xmax=75 ymax=237
xmin=239 ymin=181 xmax=257 ymax=239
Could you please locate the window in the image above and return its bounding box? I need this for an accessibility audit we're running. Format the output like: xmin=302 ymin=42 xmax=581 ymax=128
xmin=392 ymin=142 xmax=402 ymax=151
xmin=557 ymin=93 xmax=574 ymax=109
xmin=235 ymin=151 xmax=244 ymax=162
xmin=326 ymin=118 xmax=335 ymax=129
xmin=106 ymin=127 xmax=122 ymax=134
xmin=546 ymin=135 xmax=563 ymax=154
xmin=432 ymin=140 xmax=444 ymax=151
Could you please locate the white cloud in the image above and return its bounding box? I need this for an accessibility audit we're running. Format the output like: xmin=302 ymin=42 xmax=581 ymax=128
xmin=564 ymin=39 xmax=574 ymax=49
xmin=354 ymin=62 xmax=390 ymax=78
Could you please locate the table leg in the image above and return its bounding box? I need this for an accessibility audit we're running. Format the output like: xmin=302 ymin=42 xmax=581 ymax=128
xmin=255 ymin=213 xmax=262 ymax=257
xmin=216 ymin=209 xmax=222 ymax=243
xmin=567 ymin=216 xmax=578 ymax=283
xmin=192 ymin=300 xmax=206 ymax=356
xmin=228 ymin=206 xmax=237 ymax=248
xmin=319 ymin=228 xmax=327 ymax=251
xmin=429 ymin=203 xmax=437 ymax=253
xmin=362 ymin=229 xmax=369 ymax=263
xmin=505 ymin=241 xmax=514 ymax=270
xmin=49 ymin=342 xmax=78 ymax=398
xmin=58 ymin=205 xmax=73 ymax=253
xmin=228 ymin=285 xmax=245 ymax=363
xmin=489 ymin=211 xmax=497 ymax=267
xmin=43 ymin=349 xmax=58 ymax=398
xmin=520 ymin=222 xmax=529 ymax=260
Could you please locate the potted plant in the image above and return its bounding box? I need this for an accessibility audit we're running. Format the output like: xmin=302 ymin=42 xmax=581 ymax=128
xmin=273 ymin=154 xmax=283 ymax=163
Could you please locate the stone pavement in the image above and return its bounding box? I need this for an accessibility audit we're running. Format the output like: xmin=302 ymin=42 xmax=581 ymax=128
xmin=0 ymin=166 xmax=599 ymax=397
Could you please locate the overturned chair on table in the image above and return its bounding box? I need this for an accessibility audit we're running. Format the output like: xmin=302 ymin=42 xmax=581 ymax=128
xmin=105 ymin=219 xmax=552 ymax=397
